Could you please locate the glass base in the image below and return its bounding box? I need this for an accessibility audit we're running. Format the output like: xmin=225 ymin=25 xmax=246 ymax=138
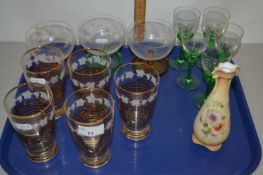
xmin=80 ymin=149 xmax=111 ymax=168
xmin=121 ymin=123 xmax=151 ymax=141
xmin=27 ymin=141 xmax=58 ymax=163
xmin=176 ymin=74 xmax=201 ymax=91
xmin=193 ymin=93 xmax=207 ymax=109
xmin=132 ymin=57 xmax=168 ymax=76
xmin=169 ymin=58 xmax=188 ymax=71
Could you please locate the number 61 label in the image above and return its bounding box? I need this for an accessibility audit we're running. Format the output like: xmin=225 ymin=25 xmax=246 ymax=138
xmin=77 ymin=124 xmax=104 ymax=137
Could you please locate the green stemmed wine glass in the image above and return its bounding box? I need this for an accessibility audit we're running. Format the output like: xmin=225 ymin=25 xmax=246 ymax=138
xmin=193 ymin=49 xmax=219 ymax=108
xmin=193 ymin=22 xmax=244 ymax=108
xmin=176 ymin=29 xmax=207 ymax=91
xmin=169 ymin=6 xmax=201 ymax=71
xmin=215 ymin=22 xmax=244 ymax=62
xmin=202 ymin=7 xmax=231 ymax=50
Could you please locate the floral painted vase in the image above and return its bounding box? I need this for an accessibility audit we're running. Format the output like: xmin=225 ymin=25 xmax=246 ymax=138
xmin=192 ymin=62 xmax=240 ymax=151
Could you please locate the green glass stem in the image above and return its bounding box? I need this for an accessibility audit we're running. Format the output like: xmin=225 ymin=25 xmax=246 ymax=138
xmin=208 ymin=36 xmax=215 ymax=49
xmin=185 ymin=60 xmax=195 ymax=83
xmin=116 ymin=51 xmax=122 ymax=60
xmin=112 ymin=51 xmax=123 ymax=71
xmin=204 ymin=33 xmax=215 ymax=50
xmin=178 ymin=50 xmax=186 ymax=64
xmin=217 ymin=51 xmax=230 ymax=62
xmin=176 ymin=40 xmax=186 ymax=64
xmin=204 ymin=75 xmax=215 ymax=97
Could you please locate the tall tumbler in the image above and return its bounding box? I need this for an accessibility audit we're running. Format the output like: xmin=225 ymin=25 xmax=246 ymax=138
xmin=114 ymin=63 xmax=160 ymax=141
xmin=3 ymin=83 xmax=57 ymax=162
xmin=64 ymin=88 xmax=114 ymax=168
xmin=21 ymin=46 xmax=66 ymax=118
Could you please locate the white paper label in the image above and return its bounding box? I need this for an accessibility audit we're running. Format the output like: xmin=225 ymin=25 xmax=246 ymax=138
xmin=96 ymin=38 xmax=108 ymax=44
xmin=77 ymin=124 xmax=104 ymax=137
xmin=30 ymin=77 xmax=46 ymax=84
xmin=14 ymin=123 xmax=32 ymax=131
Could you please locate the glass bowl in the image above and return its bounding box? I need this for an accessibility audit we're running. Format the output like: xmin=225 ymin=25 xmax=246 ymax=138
xmin=77 ymin=16 xmax=126 ymax=54
xmin=25 ymin=20 xmax=76 ymax=59
xmin=127 ymin=20 xmax=175 ymax=61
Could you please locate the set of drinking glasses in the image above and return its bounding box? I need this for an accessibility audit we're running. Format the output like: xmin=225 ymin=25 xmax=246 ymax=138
xmin=3 ymin=16 xmax=160 ymax=168
xmin=3 ymin=6 xmax=244 ymax=169
xmin=169 ymin=6 xmax=244 ymax=108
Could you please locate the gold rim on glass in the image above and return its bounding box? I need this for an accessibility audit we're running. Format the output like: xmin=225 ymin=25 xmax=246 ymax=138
xmin=3 ymin=82 xmax=53 ymax=119
xmin=64 ymin=88 xmax=114 ymax=126
xmin=21 ymin=45 xmax=65 ymax=75
xmin=114 ymin=62 xmax=160 ymax=95
xmin=67 ymin=48 xmax=112 ymax=76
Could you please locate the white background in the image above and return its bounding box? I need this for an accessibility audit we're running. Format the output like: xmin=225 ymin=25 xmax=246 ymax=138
xmin=0 ymin=0 xmax=263 ymax=43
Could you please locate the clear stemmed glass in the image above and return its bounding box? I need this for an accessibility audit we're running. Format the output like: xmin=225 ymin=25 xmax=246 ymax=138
xmin=215 ymin=22 xmax=244 ymax=62
xmin=192 ymin=49 xmax=219 ymax=108
xmin=176 ymin=28 xmax=207 ymax=91
xmin=25 ymin=20 xmax=76 ymax=60
xmin=127 ymin=20 xmax=175 ymax=75
xmin=169 ymin=6 xmax=201 ymax=71
xmin=202 ymin=7 xmax=231 ymax=50
xmin=77 ymin=16 xmax=126 ymax=72
xmin=193 ymin=22 xmax=244 ymax=108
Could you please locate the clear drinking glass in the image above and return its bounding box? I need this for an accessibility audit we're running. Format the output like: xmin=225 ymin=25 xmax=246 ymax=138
xmin=193 ymin=49 xmax=219 ymax=108
xmin=21 ymin=46 xmax=66 ymax=118
xmin=3 ymin=83 xmax=57 ymax=162
xmin=169 ymin=6 xmax=201 ymax=71
xmin=176 ymin=28 xmax=207 ymax=91
xmin=127 ymin=20 xmax=175 ymax=75
xmin=64 ymin=88 xmax=114 ymax=168
xmin=215 ymin=22 xmax=244 ymax=62
xmin=202 ymin=7 xmax=231 ymax=49
xmin=25 ymin=20 xmax=76 ymax=60
xmin=77 ymin=16 xmax=126 ymax=72
xmin=67 ymin=48 xmax=112 ymax=91
xmin=114 ymin=63 xmax=160 ymax=140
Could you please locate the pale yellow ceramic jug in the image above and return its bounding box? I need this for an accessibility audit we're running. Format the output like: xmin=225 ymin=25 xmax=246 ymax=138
xmin=192 ymin=62 xmax=240 ymax=151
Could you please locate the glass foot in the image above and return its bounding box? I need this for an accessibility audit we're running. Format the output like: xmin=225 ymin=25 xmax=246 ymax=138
xmin=80 ymin=149 xmax=111 ymax=168
xmin=193 ymin=93 xmax=207 ymax=109
xmin=132 ymin=57 xmax=168 ymax=75
xmin=27 ymin=141 xmax=58 ymax=163
xmin=169 ymin=58 xmax=188 ymax=71
xmin=176 ymin=74 xmax=201 ymax=91
xmin=121 ymin=123 xmax=151 ymax=141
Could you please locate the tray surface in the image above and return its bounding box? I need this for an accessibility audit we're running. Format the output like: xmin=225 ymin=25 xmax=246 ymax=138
xmin=0 ymin=46 xmax=261 ymax=175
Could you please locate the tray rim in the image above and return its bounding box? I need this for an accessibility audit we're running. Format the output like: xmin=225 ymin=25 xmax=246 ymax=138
xmin=0 ymin=45 xmax=262 ymax=175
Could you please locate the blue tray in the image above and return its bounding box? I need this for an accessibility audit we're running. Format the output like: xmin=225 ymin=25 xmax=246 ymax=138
xmin=0 ymin=46 xmax=261 ymax=175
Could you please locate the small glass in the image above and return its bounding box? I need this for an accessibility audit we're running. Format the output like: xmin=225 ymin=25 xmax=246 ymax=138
xmin=202 ymin=7 xmax=231 ymax=49
xmin=215 ymin=22 xmax=244 ymax=62
xmin=193 ymin=50 xmax=219 ymax=108
xmin=176 ymin=29 xmax=207 ymax=91
xmin=78 ymin=16 xmax=125 ymax=72
xmin=169 ymin=6 xmax=201 ymax=71
xmin=25 ymin=20 xmax=76 ymax=60
xmin=67 ymin=48 xmax=111 ymax=91
xmin=64 ymin=88 xmax=114 ymax=168
xmin=3 ymin=83 xmax=57 ymax=162
xmin=114 ymin=63 xmax=160 ymax=140
xmin=21 ymin=46 xmax=66 ymax=118
xmin=127 ymin=20 xmax=175 ymax=75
